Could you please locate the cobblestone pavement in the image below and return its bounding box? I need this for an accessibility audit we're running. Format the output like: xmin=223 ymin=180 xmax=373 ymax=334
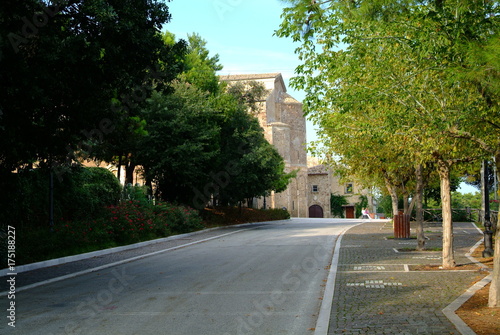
xmin=329 ymin=221 xmax=488 ymax=335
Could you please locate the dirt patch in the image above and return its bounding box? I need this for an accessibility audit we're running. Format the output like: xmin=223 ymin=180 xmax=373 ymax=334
xmin=454 ymin=243 xmax=498 ymax=335
xmin=456 ymin=282 xmax=500 ymax=335
xmin=406 ymin=243 xmax=498 ymax=334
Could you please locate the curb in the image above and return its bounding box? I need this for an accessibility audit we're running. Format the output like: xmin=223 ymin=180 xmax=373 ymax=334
xmin=314 ymin=222 xmax=365 ymax=335
xmin=442 ymin=221 xmax=492 ymax=335
xmin=443 ymin=275 xmax=492 ymax=335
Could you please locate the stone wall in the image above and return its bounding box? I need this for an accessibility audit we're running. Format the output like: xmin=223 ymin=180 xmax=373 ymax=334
xmin=307 ymin=165 xmax=332 ymax=218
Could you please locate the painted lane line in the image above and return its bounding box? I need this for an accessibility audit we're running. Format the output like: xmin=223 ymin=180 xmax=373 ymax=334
xmin=0 ymin=228 xmax=256 ymax=295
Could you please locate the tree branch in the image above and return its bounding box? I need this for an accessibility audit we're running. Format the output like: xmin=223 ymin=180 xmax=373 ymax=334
xmin=446 ymin=128 xmax=495 ymax=154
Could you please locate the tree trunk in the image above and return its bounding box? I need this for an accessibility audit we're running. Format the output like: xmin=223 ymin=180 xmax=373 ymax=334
xmin=145 ymin=175 xmax=153 ymax=200
xmin=438 ymin=159 xmax=455 ymax=268
xmin=247 ymin=197 xmax=253 ymax=208
xmin=403 ymin=192 xmax=409 ymax=215
xmin=385 ymin=180 xmax=399 ymax=217
xmin=489 ymin=155 xmax=500 ymax=307
xmin=406 ymin=197 xmax=416 ymax=216
xmin=414 ymin=164 xmax=426 ymax=251
xmin=490 ymin=227 xmax=500 ymax=307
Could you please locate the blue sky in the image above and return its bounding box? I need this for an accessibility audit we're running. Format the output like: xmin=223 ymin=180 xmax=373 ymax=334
xmin=164 ymin=0 xmax=316 ymax=141
xmin=165 ymin=0 xmax=302 ymax=92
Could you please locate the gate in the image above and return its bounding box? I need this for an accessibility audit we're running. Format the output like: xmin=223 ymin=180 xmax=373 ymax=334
xmin=309 ymin=205 xmax=324 ymax=218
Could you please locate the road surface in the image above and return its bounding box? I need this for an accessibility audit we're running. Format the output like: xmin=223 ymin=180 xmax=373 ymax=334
xmin=2 ymin=218 xmax=359 ymax=335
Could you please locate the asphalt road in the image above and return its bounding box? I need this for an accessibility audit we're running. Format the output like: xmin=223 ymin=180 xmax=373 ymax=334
xmin=4 ymin=218 xmax=357 ymax=335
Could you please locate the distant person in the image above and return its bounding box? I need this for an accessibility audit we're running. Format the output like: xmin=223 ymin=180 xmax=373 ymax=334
xmin=365 ymin=207 xmax=372 ymax=221
xmin=362 ymin=208 xmax=372 ymax=220
xmin=362 ymin=208 xmax=369 ymax=219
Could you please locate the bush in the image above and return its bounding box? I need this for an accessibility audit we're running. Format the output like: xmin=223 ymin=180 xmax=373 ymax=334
xmin=202 ymin=207 xmax=290 ymax=227
xmin=0 ymin=166 xmax=121 ymax=229
xmin=13 ymin=200 xmax=204 ymax=265
xmin=122 ymin=184 xmax=150 ymax=204
xmin=264 ymin=208 xmax=291 ymax=220
xmin=151 ymin=202 xmax=204 ymax=234
xmin=331 ymin=193 xmax=348 ymax=218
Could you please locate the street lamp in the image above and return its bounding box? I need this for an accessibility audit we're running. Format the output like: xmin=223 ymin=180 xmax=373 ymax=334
xmin=482 ymin=160 xmax=494 ymax=257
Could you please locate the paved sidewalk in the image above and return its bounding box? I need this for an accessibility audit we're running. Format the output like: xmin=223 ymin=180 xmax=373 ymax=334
xmin=329 ymin=220 xmax=489 ymax=335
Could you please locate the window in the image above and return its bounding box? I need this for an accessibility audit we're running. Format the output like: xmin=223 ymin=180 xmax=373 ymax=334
xmin=312 ymin=185 xmax=318 ymax=192
xmin=345 ymin=183 xmax=353 ymax=194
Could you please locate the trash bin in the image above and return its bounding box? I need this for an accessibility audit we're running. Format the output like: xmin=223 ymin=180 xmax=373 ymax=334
xmin=394 ymin=214 xmax=410 ymax=238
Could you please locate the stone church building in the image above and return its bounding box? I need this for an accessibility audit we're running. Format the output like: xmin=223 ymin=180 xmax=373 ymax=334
xmin=221 ymin=73 xmax=368 ymax=218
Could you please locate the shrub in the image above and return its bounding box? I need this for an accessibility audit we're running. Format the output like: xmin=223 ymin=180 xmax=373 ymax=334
xmin=0 ymin=166 xmax=121 ymax=229
xmin=122 ymin=184 xmax=150 ymax=205
xmin=331 ymin=193 xmax=348 ymax=218
xmin=13 ymin=200 xmax=204 ymax=265
xmin=264 ymin=208 xmax=290 ymax=220
xmin=152 ymin=202 xmax=204 ymax=234
xmin=87 ymin=201 xmax=203 ymax=244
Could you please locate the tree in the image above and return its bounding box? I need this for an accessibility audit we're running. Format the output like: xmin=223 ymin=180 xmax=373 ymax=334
xmin=137 ymin=81 xmax=221 ymax=205
xmin=277 ymin=0 xmax=492 ymax=267
xmin=180 ymin=33 xmax=223 ymax=95
xmin=137 ymin=33 xmax=293 ymax=208
xmin=206 ymin=83 xmax=294 ymax=207
xmin=0 ymin=0 xmax=180 ymax=172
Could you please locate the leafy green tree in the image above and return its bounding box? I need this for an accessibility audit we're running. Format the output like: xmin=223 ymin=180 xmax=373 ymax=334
xmin=138 ymin=32 xmax=293 ymax=209
xmin=277 ymin=0 xmax=495 ymax=267
xmin=181 ymin=33 xmax=223 ymax=95
xmin=205 ymin=85 xmax=294 ymax=207
xmin=0 ymin=0 xmax=179 ymax=172
xmin=137 ymin=81 xmax=221 ymax=205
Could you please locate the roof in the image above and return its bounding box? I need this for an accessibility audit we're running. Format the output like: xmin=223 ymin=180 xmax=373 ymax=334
xmin=219 ymin=73 xmax=281 ymax=81
xmin=281 ymin=92 xmax=301 ymax=104
xmin=220 ymin=72 xmax=287 ymax=93
xmin=308 ymin=164 xmax=329 ymax=175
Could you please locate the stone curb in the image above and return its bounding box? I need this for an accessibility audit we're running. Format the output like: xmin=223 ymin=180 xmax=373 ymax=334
xmin=443 ymin=225 xmax=492 ymax=335
xmin=314 ymin=222 xmax=365 ymax=335
xmin=443 ymin=275 xmax=492 ymax=335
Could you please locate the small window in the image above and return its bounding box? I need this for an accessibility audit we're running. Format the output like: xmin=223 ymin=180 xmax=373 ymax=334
xmin=345 ymin=183 xmax=353 ymax=194
xmin=312 ymin=185 xmax=318 ymax=192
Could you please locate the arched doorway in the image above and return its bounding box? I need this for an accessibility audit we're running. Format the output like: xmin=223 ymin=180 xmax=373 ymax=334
xmin=309 ymin=205 xmax=324 ymax=218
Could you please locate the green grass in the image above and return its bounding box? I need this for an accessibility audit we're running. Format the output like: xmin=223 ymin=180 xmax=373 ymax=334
xmin=387 ymin=236 xmax=417 ymax=239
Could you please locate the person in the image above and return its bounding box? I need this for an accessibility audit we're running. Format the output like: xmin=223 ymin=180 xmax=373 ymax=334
xmin=365 ymin=207 xmax=372 ymax=221
xmin=361 ymin=208 xmax=369 ymax=219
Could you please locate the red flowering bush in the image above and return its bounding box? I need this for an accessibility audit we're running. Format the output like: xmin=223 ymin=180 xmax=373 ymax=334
xmin=104 ymin=200 xmax=155 ymax=243
xmin=17 ymin=200 xmax=204 ymax=264
xmin=103 ymin=200 xmax=203 ymax=243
